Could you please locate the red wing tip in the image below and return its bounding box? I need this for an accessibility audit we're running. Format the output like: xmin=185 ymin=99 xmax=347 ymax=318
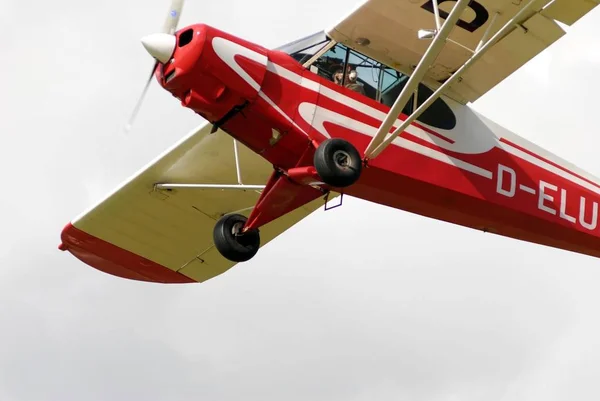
xmin=59 ymin=221 xmax=196 ymax=284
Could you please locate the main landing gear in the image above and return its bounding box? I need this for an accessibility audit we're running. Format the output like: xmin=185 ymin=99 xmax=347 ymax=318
xmin=213 ymin=214 xmax=260 ymax=262
xmin=313 ymin=138 xmax=362 ymax=187
xmin=212 ymin=138 xmax=362 ymax=263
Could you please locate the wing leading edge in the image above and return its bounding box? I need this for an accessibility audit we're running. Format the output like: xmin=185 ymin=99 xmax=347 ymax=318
xmin=60 ymin=123 xmax=324 ymax=284
xmin=327 ymin=0 xmax=600 ymax=103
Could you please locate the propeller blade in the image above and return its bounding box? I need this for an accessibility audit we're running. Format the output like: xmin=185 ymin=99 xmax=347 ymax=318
xmin=162 ymin=0 xmax=185 ymax=34
xmin=125 ymin=61 xmax=159 ymax=132
xmin=125 ymin=0 xmax=184 ymax=132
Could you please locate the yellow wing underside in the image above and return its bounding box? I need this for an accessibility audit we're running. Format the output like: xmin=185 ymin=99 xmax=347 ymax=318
xmin=68 ymin=124 xmax=326 ymax=283
xmin=327 ymin=0 xmax=599 ymax=103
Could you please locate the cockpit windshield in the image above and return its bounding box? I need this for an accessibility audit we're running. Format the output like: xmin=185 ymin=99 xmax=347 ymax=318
xmin=280 ymin=32 xmax=456 ymax=130
xmin=277 ymin=31 xmax=330 ymax=65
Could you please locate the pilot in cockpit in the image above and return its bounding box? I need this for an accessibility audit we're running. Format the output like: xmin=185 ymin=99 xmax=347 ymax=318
xmin=331 ymin=66 xmax=366 ymax=96
xmin=332 ymin=67 xmax=344 ymax=85
xmin=345 ymin=69 xmax=366 ymax=96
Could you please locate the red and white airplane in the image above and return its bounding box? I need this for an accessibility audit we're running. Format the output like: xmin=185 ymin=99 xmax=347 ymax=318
xmin=59 ymin=0 xmax=600 ymax=284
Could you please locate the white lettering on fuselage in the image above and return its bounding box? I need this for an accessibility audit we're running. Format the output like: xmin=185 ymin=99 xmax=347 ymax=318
xmin=580 ymin=197 xmax=598 ymax=230
xmin=560 ymin=188 xmax=576 ymax=223
xmin=495 ymin=164 xmax=599 ymax=231
xmin=496 ymin=165 xmax=516 ymax=197
xmin=538 ymin=181 xmax=557 ymax=215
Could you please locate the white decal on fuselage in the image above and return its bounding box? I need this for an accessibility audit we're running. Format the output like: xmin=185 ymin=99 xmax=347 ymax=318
xmin=212 ymin=37 xmax=309 ymax=136
xmin=298 ymin=102 xmax=493 ymax=179
xmin=211 ymin=37 xmax=267 ymax=92
xmin=210 ymin=36 xmax=600 ymax=211
xmin=267 ymin=61 xmax=498 ymax=155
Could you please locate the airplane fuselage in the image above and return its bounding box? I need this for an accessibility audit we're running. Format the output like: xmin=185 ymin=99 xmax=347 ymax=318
xmin=159 ymin=23 xmax=600 ymax=259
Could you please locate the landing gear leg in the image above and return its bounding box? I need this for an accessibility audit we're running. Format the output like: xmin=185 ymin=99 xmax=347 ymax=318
xmin=212 ymin=167 xmax=322 ymax=262
xmin=213 ymin=214 xmax=260 ymax=262
xmin=212 ymin=138 xmax=361 ymax=263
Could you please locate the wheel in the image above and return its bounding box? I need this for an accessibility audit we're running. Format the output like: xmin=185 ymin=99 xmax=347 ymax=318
xmin=314 ymin=138 xmax=362 ymax=187
xmin=213 ymin=214 xmax=260 ymax=262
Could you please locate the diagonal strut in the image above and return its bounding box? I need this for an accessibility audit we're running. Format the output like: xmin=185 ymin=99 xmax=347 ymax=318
xmin=362 ymin=0 xmax=471 ymax=160
xmin=366 ymin=0 xmax=540 ymax=160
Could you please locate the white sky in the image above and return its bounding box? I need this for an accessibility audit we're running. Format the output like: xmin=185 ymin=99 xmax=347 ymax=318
xmin=2 ymin=1 xmax=600 ymax=400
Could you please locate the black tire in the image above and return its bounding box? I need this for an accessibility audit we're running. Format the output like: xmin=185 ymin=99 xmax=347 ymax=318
xmin=314 ymin=138 xmax=362 ymax=187
xmin=213 ymin=214 xmax=260 ymax=262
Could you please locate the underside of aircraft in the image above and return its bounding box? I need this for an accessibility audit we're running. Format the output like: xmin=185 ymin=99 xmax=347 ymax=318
xmin=60 ymin=0 xmax=600 ymax=284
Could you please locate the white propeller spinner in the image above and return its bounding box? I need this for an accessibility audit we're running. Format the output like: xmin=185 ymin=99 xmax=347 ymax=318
xmin=141 ymin=33 xmax=176 ymax=64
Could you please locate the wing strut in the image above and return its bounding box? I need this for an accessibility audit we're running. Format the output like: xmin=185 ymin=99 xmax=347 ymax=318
xmin=362 ymin=0 xmax=471 ymax=159
xmin=233 ymin=139 xmax=243 ymax=184
xmin=155 ymin=184 xmax=266 ymax=190
xmin=363 ymin=0 xmax=539 ymax=161
xmin=154 ymin=137 xmax=266 ymax=192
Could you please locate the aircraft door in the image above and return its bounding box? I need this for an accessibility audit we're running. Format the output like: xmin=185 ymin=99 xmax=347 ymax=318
xmin=293 ymin=69 xmax=321 ymax=141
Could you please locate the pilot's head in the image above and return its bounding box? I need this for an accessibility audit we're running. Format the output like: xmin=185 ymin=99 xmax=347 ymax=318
xmin=347 ymin=69 xmax=358 ymax=82
xmin=333 ymin=69 xmax=344 ymax=84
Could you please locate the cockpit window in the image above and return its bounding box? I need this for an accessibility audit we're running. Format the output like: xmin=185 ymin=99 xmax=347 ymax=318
xmin=301 ymin=41 xmax=457 ymax=130
xmin=278 ymin=31 xmax=330 ymax=65
xmin=309 ymin=43 xmax=346 ymax=81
